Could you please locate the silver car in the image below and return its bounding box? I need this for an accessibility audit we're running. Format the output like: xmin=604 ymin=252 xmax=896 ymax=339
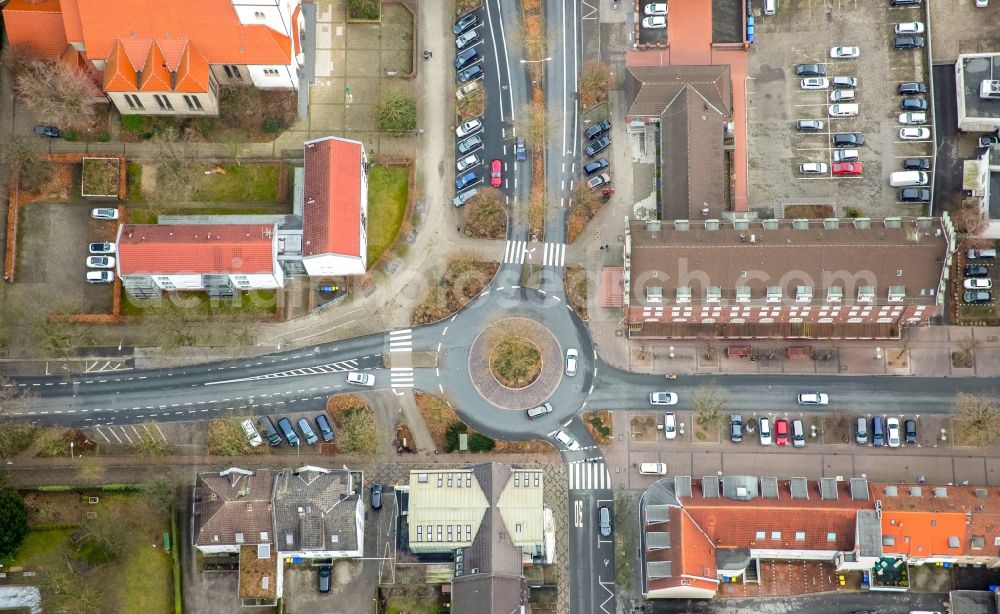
xmin=649 ymin=391 xmax=678 ymax=405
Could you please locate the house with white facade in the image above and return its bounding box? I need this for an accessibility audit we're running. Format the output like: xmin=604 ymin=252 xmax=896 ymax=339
xmin=271 ymin=466 xmax=364 ymax=559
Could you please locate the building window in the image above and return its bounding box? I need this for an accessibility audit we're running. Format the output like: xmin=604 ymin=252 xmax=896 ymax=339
xmin=755 ymin=531 xmax=765 ymax=540
xmin=795 ymin=531 xmax=805 ymax=542
xmin=515 ymin=523 xmax=523 ymax=533
xmin=154 ymin=95 xmax=166 ymax=110
xmin=770 ymin=531 xmax=781 ymax=540
xmin=223 ymin=65 xmax=243 ymax=81
xmin=416 ymin=527 xmax=421 ymax=542
xmin=263 ymin=68 xmax=280 ymax=77
xmin=183 ymin=95 xmax=194 ymax=110
xmin=125 ymin=94 xmax=144 ymax=109
xmin=193 ymin=96 xmax=203 ymax=110
xmin=827 ymin=532 xmax=837 ymax=542
xmin=163 ymin=95 xmax=173 ymax=110
xmin=254 ymin=10 xmax=265 ymax=18
xmin=124 ymin=95 xmax=136 ymax=110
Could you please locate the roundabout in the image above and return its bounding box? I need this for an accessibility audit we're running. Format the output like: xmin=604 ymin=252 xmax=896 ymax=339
xmin=468 ymin=316 xmax=563 ymax=410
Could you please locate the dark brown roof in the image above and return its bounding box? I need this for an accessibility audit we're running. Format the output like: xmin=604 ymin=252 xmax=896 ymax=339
xmin=463 ymin=463 xmax=523 ymax=575
xmin=660 ymin=87 xmax=726 ymax=220
xmin=625 ymin=65 xmax=732 ymax=119
xmin=193 ymin=469 xmax=276 ymax=548
xmin=272 ymin=466 xmax=360 ymax=553
xmin=627 ymin=218 xmax=950 ymax=306
xmin=451 ymin=573 xmax=524 ymax=614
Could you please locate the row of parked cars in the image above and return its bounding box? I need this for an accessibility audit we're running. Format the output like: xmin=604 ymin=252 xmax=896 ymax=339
xmin=583 ymin=121 xmax=612 ymax=189
xmin=794 ymin=61 xmax=863 ymax=177
xmin=245 ymin=414 xmax=336 ymax=447
xmin=963 ymin=248 xmax=996 ymax=305
xmin=452 ymin=11 xmax=492 ymax=207
xmin=86 ymin=208 xmax=120 ymax=284
xmin=723 ymin=414 xmax=918 ymax=448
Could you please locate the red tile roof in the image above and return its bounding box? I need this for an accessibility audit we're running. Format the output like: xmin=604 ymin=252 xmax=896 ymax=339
xmin=303 ymin=137 xmax=364 ymax=258
xmin=173 ymin=43 xmax=210 ymax=94
xmin=103 ymin=40 xmax=137 ymax=92
xmin=117 ymin=224 xmax=277 ymax=275
xmin=139 ymin=41 xmax=173 ymax=92
xmin=60 ymin=0 xmax=84 ymax=42
xmin=3 ymin=0 xmax=69 ymax=61
xmin=74 ymin=0 xmax=292 ymax=68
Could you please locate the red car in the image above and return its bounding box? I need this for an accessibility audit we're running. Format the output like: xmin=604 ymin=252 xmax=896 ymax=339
xmin=775 ymin=419 xmax=789 ymax=446
xmin=832 ymin=162 xmax=862 ymax=176
xmin=490 ymin=159 xmax=502 ymax=187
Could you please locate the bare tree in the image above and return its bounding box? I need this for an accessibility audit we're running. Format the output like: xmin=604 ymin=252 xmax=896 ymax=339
xmin=692 ymin=383 xmax=727 ymax=429
xmin=952 ymin=202 xmax=989 ymax=236
xmin=463 ymin=187 xmax=507 ymax=239
xmin=0 ymin=377 xmax=38 ymax=416
xmin=579 ymin=60 xmax=612 ymax=108
xmin=149 ymin=128 xmax=199 ymax=206
xmin=954 ymin=394 xmax=1000 ymax=447
xmin=515 ymin=102 xmax=548 ymax=153
xmin=15 ymin=61 xmax=101 ymax=131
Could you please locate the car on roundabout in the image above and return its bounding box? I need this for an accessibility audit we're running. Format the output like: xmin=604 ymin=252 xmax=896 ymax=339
xmin=649 ymin=391 xmax=678 ymax=405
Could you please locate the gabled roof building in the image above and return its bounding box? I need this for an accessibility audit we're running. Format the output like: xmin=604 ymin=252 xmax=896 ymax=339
xmin=192 ymin=468 xmax=276 ymax=554
xmin=272 ymin=466 xmax=364 ymax=559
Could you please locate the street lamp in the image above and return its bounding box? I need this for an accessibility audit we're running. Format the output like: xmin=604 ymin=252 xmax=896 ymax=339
xmin=520 ymin=57 xmax=553 ymax=64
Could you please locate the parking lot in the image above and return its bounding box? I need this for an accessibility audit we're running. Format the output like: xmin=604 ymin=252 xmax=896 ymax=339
xmin=747 ymin=0 xmax=932 ymax=217
xmin=955 ymin=241 xmax=1000 ymax=321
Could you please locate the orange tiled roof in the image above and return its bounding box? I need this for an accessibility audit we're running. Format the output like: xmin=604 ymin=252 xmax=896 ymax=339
xmin=3 ymin=0 xmax=69 ymax=61
xmin=292 ymin=6 xmax=302 ymax=55
xmin=139 ymin=42 xmax=173 ymax=92
xmin=103 ymin=40 xmax=137 ymax=92
xmin=117 ymin=224 xmax=277 ymax=276
xmin=881 ymin=510 xmax=967 ymax=558
xmin=303 ymin=138 xmax=364 ymax=258
xmin=74 ymin=0 xmax=291 ymax=68
xmin=60 ymin=0 xmax=84 ymax=42
xmin=173 ymin=43 xmax=210 ymax=93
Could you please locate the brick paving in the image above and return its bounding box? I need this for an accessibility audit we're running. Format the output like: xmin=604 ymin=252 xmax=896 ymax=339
xmin=719 ymin=561 xmax=840 ymax=598
xmin=468 ymin=318 xmax=563 ymax=410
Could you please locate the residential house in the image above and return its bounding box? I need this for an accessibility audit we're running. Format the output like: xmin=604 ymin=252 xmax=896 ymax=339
xmin=3 ymin=0 xmax=304 ymax=116
xmin=192 ymin=467 xmax=276 ymax=554
xmin=404 ymin=464 xmax=550 ymax=613
xmin=272 ymin=466 xmax=364 ymax=559
xmin=615 ymin=216 xmax=955 ymax=339
xmin=115 ymin=223 xmax=284 ymax=298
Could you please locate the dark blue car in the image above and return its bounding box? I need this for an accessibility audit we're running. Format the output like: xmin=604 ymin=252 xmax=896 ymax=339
xmin=456 ymin=172 xmax=478 ymax=190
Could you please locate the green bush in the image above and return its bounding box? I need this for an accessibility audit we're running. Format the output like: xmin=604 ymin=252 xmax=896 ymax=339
xmin=444 ymin=421 xmax=495 ymax=453
xmin=262 ymin=117 xmax=281 ymax=133
xmin=347 ymin=0 xmax=380 ymax=20
xmin=62 ymin=130 xmax=78 ymax=142
xmin=33 ymin=485 xmax=73 ymax=492
xmin=589 ymin=416 xmax=611 ymax=438
xmin=846 ymin=206 xmax=862 ymax=218
xmin=97 ymin=131 xmax=110 ymax=142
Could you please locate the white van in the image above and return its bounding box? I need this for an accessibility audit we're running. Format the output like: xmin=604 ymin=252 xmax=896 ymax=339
xmin=890 ymin=171 xmax=929 ymax=187
xmin=829 ymin=103 xmax=859 ymax=117
xmin=764 ymin=0 xmax=776 ymax=15
xmin=639 ymin=463 xmax=667 ymax=475
xmin=792 ymin=420 xmax=806 ymax=448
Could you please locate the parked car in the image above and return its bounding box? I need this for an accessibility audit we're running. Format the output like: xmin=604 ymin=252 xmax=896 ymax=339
xmin=832 ymin=149 xmax=859 ymax=163
xmin=456 ymin=29 xmax=479 ymax=49
xmin=829 ymin=104 xmax=859 ymax=117
xmin=799 ymin=162 xmax=828 ymax=175
xmin=86 ymin=270 xmax=115 ymax=284
xmin=977 ymin=0 xmax=988 ymax=6
xmin=86 ymin=255 xmax=115 ymax=269
xmin=457 ymin=134 xmax=483 ymax=154
xmin=795 ymin=119 xmax=825 ymax=132
xmin=318 ymin=564 xmax=332 ymax=593
xmin=490 ymin=159 xmax=502 ymax=187
xmin=829 ymin=46 xmax=860 ymax=59
xmin=456 ymin=154 xmax=481 ymax=172
xmin=664 ymin=412 xmax=677 ymax=440
xmin=775 ymin=419 xmax=789 ymax=446
xmin=904 ymin=420 xmax=917 ymax=444
xmin=585 ymin=121 xmax=612 ymax=140
xmin=453 ymin=12 xmax=479 ymax=35
xmin=964 ymin=290 xmax=993 ymax=304
xmin=457 ymin=64 xmax=483 ymax=82
xmin=833 ymin=162 xmax=862 ymax=176
xmin=886 ymin=417 xmax=901 ymax=448
xmin=797 ymin=392 xmax=829 ymax=405
xmin=800 ymin=77 xmax=829 ymax=90
xmin=315 ymin=414 xmax=335 ymax=442
xmin=855 ymin=417 xmax=868 ymax=445
xmin=833 ymin=132 xmax=864 ymax=147
xmin=897 ymin=81 xmax=927 ymax=95
xmin=895 ymin=21 xmax=925 ymax=34
xmin=964 ymin=278 xmax=993 ymax=290
xmin=371 ymin=484 xmax=383 ymax=510
xmin=829 ymin=89 xmax=855 ymax=103
xmin=456 ymin=171 xmax=479 ymax=190
xmin=88 ymin=242 xmax=116 ymax=254
xmin=555 ymin=430 xmax=580 ymax=451
xmin=456 ymin=81 xmax=480 ymax=100
xmin=730 ymin=414 xmax=743 ymax=443
xmin=241 ymin=419 xmax=263 ymax=447
xmin=791 ymin=419 xmax=806 ymax=448
xmin=277 ymin=417 xmax=299 ymax=446
xmin=258 ymin=416 xmax=282 ymax=446
xmin=641 ymin=15 xmax=666 ymax=28
xmin=454 ymin=47 xmax=479 ymax=69
xmin=899 ymin=112 xmax=927 ymax=124
xmin=583 ymin=158 xmax=609 ymax=175
xmin=899 ymin=127 xmax=930 ymax=140
xmin=91 ymin=207 xmax=119 ymax=220
xmin=598 ymin=505 xmax=613 ymax=537
xmin=565 ymin=348 xmax=578 ymax=376
xmin=899 ymin=188 xmax=931 ymax=202
xmin=795 ymin=63 xmax=826 ymax=76
xmin=456 ymin=119 xmax=483 ymax=138
xmin=903 ymin=158 xmax=931 ymax=170
xmin=649 ymin=391 xmax=678 ymax=405
xmin=890 ymin=0 xmax=922 ymax=5
xmin=515 ymin=138 xmax=526 ymax=161
xmin=453 ymin=188 xmax=478 ymax=207
xmin=298 ymin=418 xmax=319 ymax=445
xmin=968 ymin=248 xmax=997 ymax=260
xmin=893 ymin=36 xmax=925 ymax=49
xmin=644 ymin=2 xmax=668 ymax=14
xmin=759 ymin=417 xmax=772 ymax=446
xmin=33 ymin=125 xmax=61 ymax=137
xmin=965 ymin=265 xmax=989 ymax=278
xmin=586 ymin=173 xmax=611 ymax=189
xmin=585 ymin=136 xmax=611 ymax=157
xmin=526 ymin=403 xmax=553 ymax=419
xmin=346 ymin=372 xmax=375 ymax=386
xmin=900 ymin=98 xmax=928 ymax=111
xmin=872 ymin=416 xmax=885 ymax=447
xmin=831 ymin=76 xmax=858 ymax=88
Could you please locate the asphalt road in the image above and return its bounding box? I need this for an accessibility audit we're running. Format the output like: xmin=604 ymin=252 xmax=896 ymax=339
xmin=639 ymin=591 xmax=949 ymax=614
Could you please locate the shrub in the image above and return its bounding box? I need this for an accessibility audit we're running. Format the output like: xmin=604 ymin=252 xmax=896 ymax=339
xmin=97 ymin=131 xmax=110 ymax=142
xmin=262 ymin=116 xmax=281 ymax=133
xmin=373 ymin=88 xmax=417 ymax=132
xmin=347 ymin=0 xmax=380 ymax=20
xmin=444 ymin=421 xmax=495 ymax=453
xmin=62 ymin=130 xmax=78 ymax=142
xmin=589 ymin=415 xmax=611 ymax=438
xmin=845 ymin=206 xmax=862 ymax=218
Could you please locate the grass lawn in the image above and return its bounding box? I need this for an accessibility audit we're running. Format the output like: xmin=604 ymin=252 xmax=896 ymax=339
xmin=127 ymin=162 xmax=144 ymax=202
xmin=386 ymin=595 xmax=440 ymax=614
xmin=367 ymin=166 xmax=409 ymax=266
xmin=121 ymin=289 xmax=277 ymax=317
xmin=8 ymin=527 xmax=74 ymax=568
xmin=119 ymin=534 xmax=173 ymax=614
xmin=189 ymin=163 xmax=280 ymax=201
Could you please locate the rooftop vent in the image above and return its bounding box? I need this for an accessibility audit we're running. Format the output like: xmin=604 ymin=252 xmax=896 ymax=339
xmin=733 ymin=220 xmax=750 ymax=231
xmin=885 ymin=485 xmax=898 ymax=496
xmin=858 ymin=286 xmax=875 ymax=302
xmin=736 ymin=285 xmax=752 ymax=302
xmin=884 ymin=217 xmax=902 ymax=229
xmin=673 ymin=220 xmax=690 ymax=232
xmin=827 ymin=286 xmax=843 ymax=302
xmin=910 ymin=487 xmax=922 ymax=497
xmin=934 ymin=487 xmax=948 ymax=498
xmin=706 ymin=286 xmax=722 ymax=303
xmin=646 ymin=220 xmax=662 ymax=232
xmin=888 ymin=286 xmax=906 ymax=302
xmin=979 ymin=79 xmax=1000 ymax=99
xmin=796 ymin=285 xmax=813 ymax=302
xmin=676 ymin=286 xmax=692 ymax=303
xmin=762 ymin=219 xmax=780 ymax=230
xmin=705 ymin=219 xmax=721 ymax=231
xmin=976 ymin=488 xmax=988 ymax=499
xmin=646 ymin=286 xmax=663 ymax=303
xmin=853 ymin=217 xmax=871 ymax=229
xmin=792 ymin=219 xmax=810 ymax=230
xmin=766 ymin=286 xmax=783 ymax=303
xmin=823 ymin=218 xmax=840 ymax=230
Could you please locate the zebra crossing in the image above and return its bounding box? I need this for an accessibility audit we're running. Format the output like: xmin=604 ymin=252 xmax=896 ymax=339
xmin=238 ymin=359 xmax=359 ymax=381
xmin=388 ymin=329 xmax=414 ymax=388
xmin=568 ymin=461 xmax=611 ymax=491
xmin=502 ymin=240 xmax=566 ymax=267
